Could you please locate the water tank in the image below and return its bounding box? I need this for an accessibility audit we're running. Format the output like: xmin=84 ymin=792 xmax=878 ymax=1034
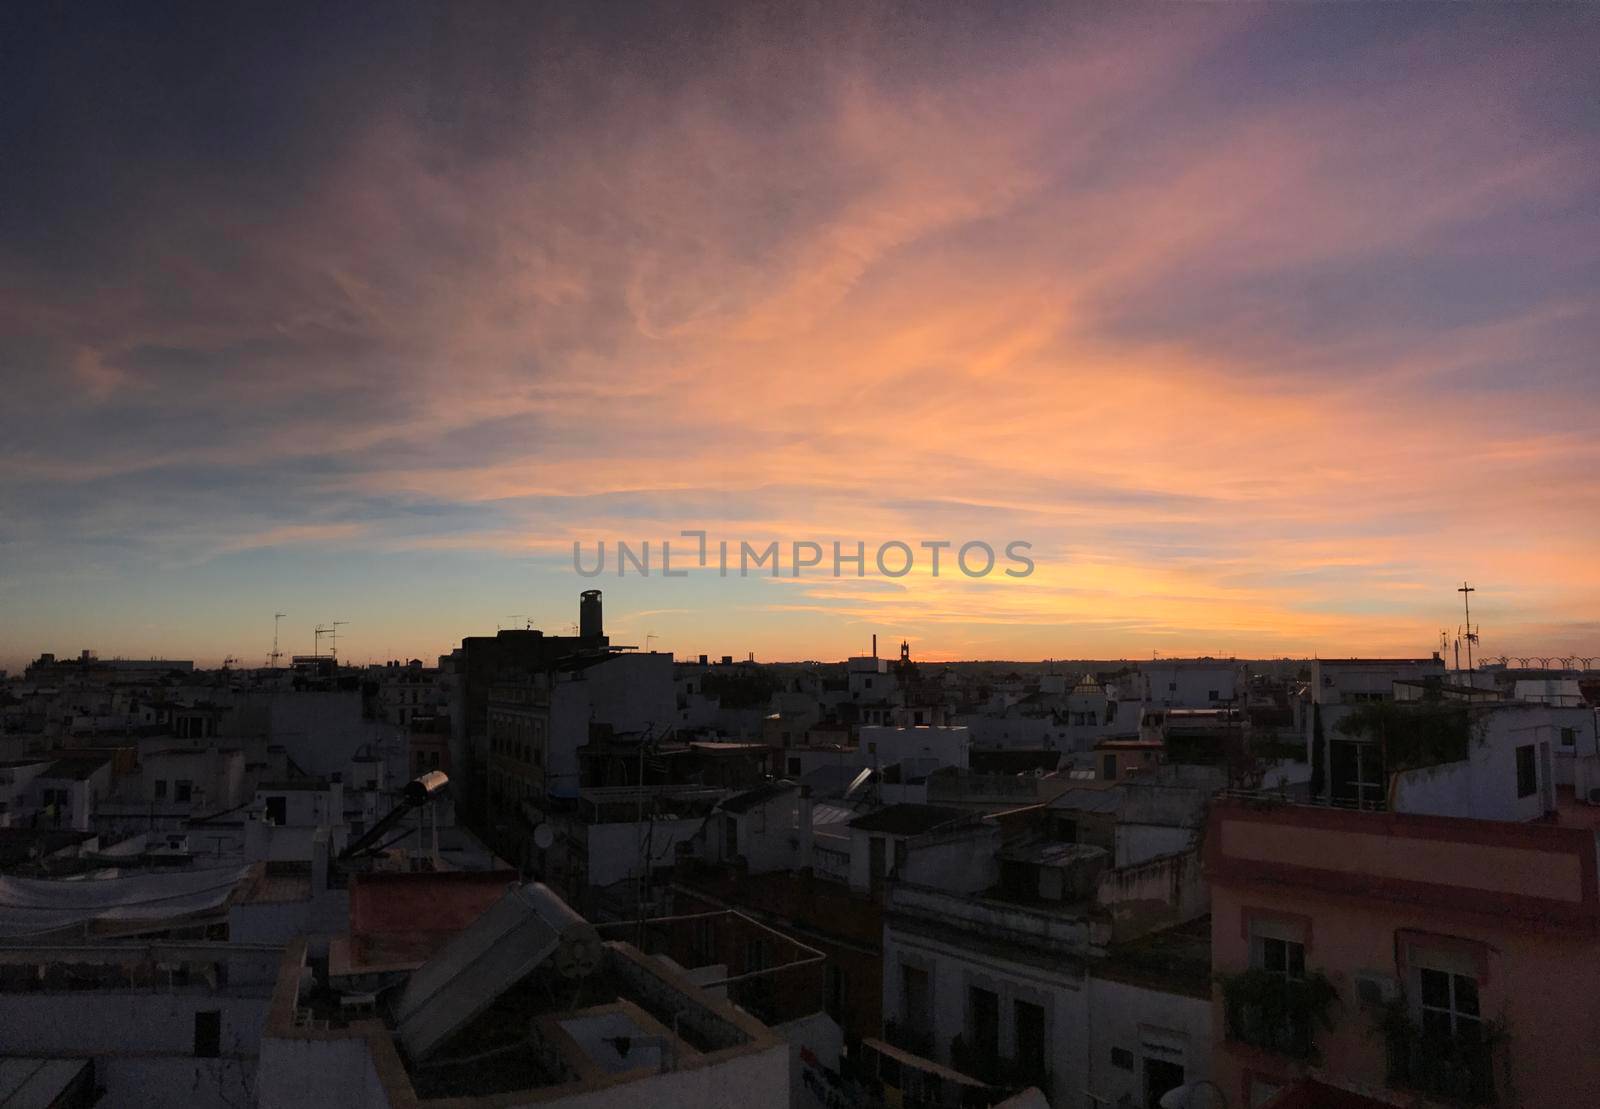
xmin=404 ymin=770 xmax=449 ymax=806
xmin=580 ymin=589 xmax=604 ymax=640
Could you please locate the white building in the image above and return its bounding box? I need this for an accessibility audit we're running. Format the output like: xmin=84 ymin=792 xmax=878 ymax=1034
xmin=1139 ymin=660 xmax=1240 ymax=709
xmin=881 ymin=879 xmax=1210 ymax=1108
xmin=845 ymin=804 xmax=999 ymax=897
xmin=0 ymin=758 xmax=53 ymax=827
xmin=1389 ymin=703 xmax=1593 ymax=821
xmin=547 ymin=652 xmax=677 ymax=800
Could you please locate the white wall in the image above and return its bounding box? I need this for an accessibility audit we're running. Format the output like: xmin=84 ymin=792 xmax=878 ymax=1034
xmin=1084 ymin=976 xmax=1211 ymax=1108
xmin=1140 ymin=664 xmax=1237 ymax=709
xmin=98 ymin=1058 xmax=259 ymax=1109
xmin=1391 ymin=707 xmax=1566 ymax=822
xmin=775 ymin=1011 xmax=844 ymax=1109
xmin=0 ymin=991 xmax=269 ymax=1056
xmin=898 ymin=829 xmax=1002 ymax=895
xmin=859 ymin=726 xmax=969 ymax=770
xmin=259 ymin=1034 xmax=391 ymax=1109
xmin=549 ymin=654 xmax=679 ymax=800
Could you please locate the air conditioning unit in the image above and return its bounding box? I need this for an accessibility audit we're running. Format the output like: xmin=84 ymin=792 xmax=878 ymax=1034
xmin=1354 ymin=971 xmax=1400 ymax=1008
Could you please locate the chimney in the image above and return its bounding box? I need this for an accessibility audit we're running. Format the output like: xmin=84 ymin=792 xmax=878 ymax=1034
xmin=580 ymin=590 xmax=604 ymax=641
xmin=872 ymin=634 xmax=877 ymax=659
xmin=798 ymin=785 xmax=814 ymax=871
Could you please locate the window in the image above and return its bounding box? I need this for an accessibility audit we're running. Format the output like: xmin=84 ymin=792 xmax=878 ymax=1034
xmin=1254 ymin=934 xmax=1306 ymax=979
xmin=1562 ymin=727 xmax=1576 ymax=747
xmin=1390 ymin=949 xmax=1495 ymax=1103
xmin=1102 ymin=754 xmax=1118 ymax=781
xmin=174 ymin=779 xmax=193 ymax=803
xmin=1208 ymin=689 xmax=1220 ymax=701
xmin=1168 ymin=681 xmax=1177 ymax=692
xmin=1111 ymin=1046 xmax=1135 ymax=1071
xmin=1419 ymin=967 xmax=1481 ymax=1042
xmin=1237 ymin=920 xmax=1312 ymax=1055
xmin=153 ymin=780 xmax=167 ymax=799
xmin=194 ymin=1009 xmax=221 ymax=1057
xmin=1515 ymin=744 xmax=1537 ymax=798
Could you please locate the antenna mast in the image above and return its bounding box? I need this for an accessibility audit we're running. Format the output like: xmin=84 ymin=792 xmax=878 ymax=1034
xmin=271 ymin=613 xmax=286 ymax=669
xmin=330 ymin=620 xmax=348 ymax=661
xmin=1457 ymin=582 xmax=1478 ymax=672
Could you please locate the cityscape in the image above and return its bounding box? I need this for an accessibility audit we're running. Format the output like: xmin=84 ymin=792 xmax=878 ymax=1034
xmin=3 ymin=3 xmax=1600 ymax=1109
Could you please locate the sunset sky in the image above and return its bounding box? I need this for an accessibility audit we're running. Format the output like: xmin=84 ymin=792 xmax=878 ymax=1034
xmin=3 ymin=2 xmax=1598 ymax=670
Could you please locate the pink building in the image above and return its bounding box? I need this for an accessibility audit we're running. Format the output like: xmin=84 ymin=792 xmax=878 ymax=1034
xmin=1206 ymin=796 xmax=1600 ymax=1108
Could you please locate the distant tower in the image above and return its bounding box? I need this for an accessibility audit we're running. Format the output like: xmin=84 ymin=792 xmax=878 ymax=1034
xmin=580 ymin=590 xmax=604 ymax=641
xmin=900 ymin=640 xmax=911 ymax=664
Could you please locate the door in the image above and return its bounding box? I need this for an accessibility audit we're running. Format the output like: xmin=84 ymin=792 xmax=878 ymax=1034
xmin=968 ymin=986 xmax=999 ymax=1071
xmin=1014 ymin=999 xmax=1046 ymax=1088
xmin=1144 ymin=1057 xmax=1184 ymax=1109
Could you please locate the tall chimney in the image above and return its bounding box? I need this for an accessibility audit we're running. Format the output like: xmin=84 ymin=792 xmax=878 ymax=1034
xmin=580 ymin=590 xmax=603 ymax=641
xmin=872 ymin=634 xmax=877 ymax=659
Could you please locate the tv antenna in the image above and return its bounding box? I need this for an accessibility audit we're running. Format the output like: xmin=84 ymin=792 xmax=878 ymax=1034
xmin=1457 ymin=582 xmax=1478 ymax=671
xmin=270 ymin=613 xmax=286 ymax=669
xmin=329 ymin=620 xmax=348 ymax=660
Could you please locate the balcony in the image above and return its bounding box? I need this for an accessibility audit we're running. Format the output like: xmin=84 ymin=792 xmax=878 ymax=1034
xmin=1384 ymin=1020 xmax=1501 ymax=1105
xmin=1220 ymin=969 xmax=1337 ymax=1062
xmin=882 ymin=1017 xmax=935 ymax=1059
xmin=948 ymin=1034 xmax=1050 ymax=1094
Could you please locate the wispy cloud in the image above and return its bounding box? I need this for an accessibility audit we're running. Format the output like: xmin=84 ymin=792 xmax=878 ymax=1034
xmin=2 ymin=3 xmax=1598 ymax=665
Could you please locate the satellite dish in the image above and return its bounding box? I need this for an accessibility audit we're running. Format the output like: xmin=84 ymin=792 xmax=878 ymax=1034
xmin=554 ymin=933 xmax=602 ymax=979
xmin=533 ymin=824 xmax=555 ymax=850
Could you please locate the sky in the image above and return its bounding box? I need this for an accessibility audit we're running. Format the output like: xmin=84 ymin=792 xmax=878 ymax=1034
xmin=2 ymin=2 xmax=1599 ymax=670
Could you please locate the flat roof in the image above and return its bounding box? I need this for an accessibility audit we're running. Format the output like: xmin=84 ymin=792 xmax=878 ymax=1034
xmin=849 ymin=803 xmax=975 ymax=836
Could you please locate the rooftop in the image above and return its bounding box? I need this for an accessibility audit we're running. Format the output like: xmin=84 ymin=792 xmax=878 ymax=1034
xmin=265 ymin=890 xmax=795 ymax=1106
xmin=718 ymin=781 xmax=797 ymax=813
xmin=1093 ymin=914 xmax=1212 ymax=999
xmin=1047 ymin=787 xmax=1125 ymax=814
xmin=39 ymin=758 xmax=109 ymax=780
xmin=849 ymin=803 xmax=976 ymax=836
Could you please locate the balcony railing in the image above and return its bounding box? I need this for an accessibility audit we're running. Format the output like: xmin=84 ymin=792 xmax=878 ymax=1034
xmin=1219 ymin=969 xmax=1338 ymax=1062
xmin=882 ymin=1018 xmax=935 ymax=1059
xmin=948 ymin=1035 xmax=1051 ymax=1094
xmin=1385 ymin=1025 xmax=1500 ymax=1105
